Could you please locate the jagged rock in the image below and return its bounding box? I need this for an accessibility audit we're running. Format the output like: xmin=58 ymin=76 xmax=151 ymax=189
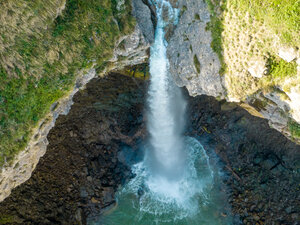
xmin=286 ymin=86 xmax=300 ymax=124
xmin=245 ymin=89 xmax=300 ymax=144
xmin=110 ymin=26 xmax=150 ymax=69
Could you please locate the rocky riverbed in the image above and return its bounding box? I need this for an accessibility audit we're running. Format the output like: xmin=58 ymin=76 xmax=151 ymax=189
xmin=0 ymin=72 xmax=299 ymax=224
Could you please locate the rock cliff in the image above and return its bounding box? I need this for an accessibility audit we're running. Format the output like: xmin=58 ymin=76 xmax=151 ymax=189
xmin=165 ymin=0 xmax=300 ymax=144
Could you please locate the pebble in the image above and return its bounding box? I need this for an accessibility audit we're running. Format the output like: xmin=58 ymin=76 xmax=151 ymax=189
xmin=253 ymin=215 xmax=260 ymax=221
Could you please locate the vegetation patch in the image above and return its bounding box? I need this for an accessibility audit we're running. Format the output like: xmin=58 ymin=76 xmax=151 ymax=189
xmin=268 ymin=57 xmax=297 ymax=80
xmin=0 ymin=215 xmax=13 ymax=224
xmin=205 ymin=0 xmax=226 ymax=74
xmin=231 ymin=0 xmax=300 ymax=47
xmin=193 ymin=55 xmax=201 ymax=73
xmin=289 ymin=120 xmax=300 ymax=139
xmin=119 ymin=64 xmax=150 ymax=80
xmin=0 ymin=0 xmax=135 ymax=166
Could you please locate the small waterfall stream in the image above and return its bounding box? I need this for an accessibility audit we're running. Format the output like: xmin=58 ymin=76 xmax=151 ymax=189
xmin=93 ymin=1 xmax=233 ymax=224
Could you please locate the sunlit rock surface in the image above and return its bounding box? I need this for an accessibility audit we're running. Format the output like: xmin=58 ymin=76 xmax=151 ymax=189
xmin=165 ymin=0 xmax=300 ymax=143
xmin=167 ymin=0 xmax=224 ymax=98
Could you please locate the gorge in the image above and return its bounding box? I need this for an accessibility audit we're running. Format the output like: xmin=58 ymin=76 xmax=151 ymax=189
xmin=0 ymin=0 xmax=299 ymax=224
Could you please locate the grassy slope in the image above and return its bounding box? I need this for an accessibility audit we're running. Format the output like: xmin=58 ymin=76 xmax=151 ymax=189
xmin=232 ymin=0 xmax=300 ymax=46
xmin=0 ymin=0 xmax=135 ymax=166
xmin=205 ymin=0 xmax=300 ymax=138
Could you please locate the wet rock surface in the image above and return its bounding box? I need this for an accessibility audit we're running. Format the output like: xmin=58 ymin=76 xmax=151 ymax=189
xmin=0 ymin=73 xmax=146 ymax=224
xmin=187 ymin=94 xmax=300 ymax=224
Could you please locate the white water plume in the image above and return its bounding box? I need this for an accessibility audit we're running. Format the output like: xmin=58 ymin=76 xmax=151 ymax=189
xmin=146 ymin=0 xmax=185 ymax=180
xmin=95 ymin=1 xmax=234 ymax=224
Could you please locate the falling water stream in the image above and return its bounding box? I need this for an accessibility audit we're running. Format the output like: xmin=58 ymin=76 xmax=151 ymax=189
xmin=92 ymin=0 xmax=233 ymax=224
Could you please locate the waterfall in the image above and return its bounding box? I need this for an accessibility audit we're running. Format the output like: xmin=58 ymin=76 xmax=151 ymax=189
xmin=140 ymin=0 xmax=213 ymax=211
xmin=97 ymin=1 xmax=233 ymax=224
xmin=146 ymin=0 xmax=186 ymax=179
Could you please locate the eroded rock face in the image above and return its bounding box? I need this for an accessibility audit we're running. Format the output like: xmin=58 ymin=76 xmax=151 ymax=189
xmin=167 ymin=0 xmax=224 ymax=98
xmin=165 ymin=0 xmax=300 ymax=144
xmin=132 ymin=0 xmax=155 ymax=44
xmin=0 ymin=73 xmax=146 ymax=224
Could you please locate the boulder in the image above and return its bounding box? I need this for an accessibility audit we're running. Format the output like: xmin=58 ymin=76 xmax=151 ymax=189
xmin=247 ymin=59 xmax=267 ymax=78
xmin=278 ymin=47 xmax=297 ymax=62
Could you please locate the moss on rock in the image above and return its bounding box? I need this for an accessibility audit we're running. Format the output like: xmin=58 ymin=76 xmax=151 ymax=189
xmin=289 ymin=120 xmax=300 ymax=139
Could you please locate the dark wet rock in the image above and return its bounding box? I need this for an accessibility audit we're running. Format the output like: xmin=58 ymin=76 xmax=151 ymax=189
xmin=187 ymin=94 xmax=300 ymax=224
xmin=0 ymin=73 xmax=146 ymax=224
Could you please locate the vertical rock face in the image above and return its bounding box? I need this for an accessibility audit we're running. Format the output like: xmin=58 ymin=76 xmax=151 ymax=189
xmin=165 ymin=0 xmax=300 ymax=144
xmin=100 ymin=0 xmax=154 ymax=75
xmin=132 ymin=0 xmax=155 ymax=44
xmin=167 ymin=0 xmax=224 ymax=98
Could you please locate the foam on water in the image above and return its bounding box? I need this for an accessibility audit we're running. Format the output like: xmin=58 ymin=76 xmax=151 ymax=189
xmin=97 ymin=137 xmax=233 ymax=225
xmin=123 ymin=137 xmax=214 ymax=217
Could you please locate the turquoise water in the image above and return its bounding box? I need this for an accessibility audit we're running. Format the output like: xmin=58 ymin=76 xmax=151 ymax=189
xmin=92 ymin=137 xmax=233 ymax=225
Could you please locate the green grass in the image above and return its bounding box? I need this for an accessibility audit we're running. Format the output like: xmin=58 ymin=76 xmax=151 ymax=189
xmin=0 ymin=0 xmax=135 ymax=166
xmin=0 ymin=215 xmax=13 ymax=224
xmin=268 ymin=57 xmax=297 ymax=79
xmin=289 ymin=120 xmax=300 ymax=139
xmin=205 ymin=0 xmax=226 ymax=74
xmin=231 ymin=0 xmax=300 ymax=47
xmin=205 ymin=0 xmax=299 ymax=76
xmin=259 ymin=56 xmax=298 ymax=90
